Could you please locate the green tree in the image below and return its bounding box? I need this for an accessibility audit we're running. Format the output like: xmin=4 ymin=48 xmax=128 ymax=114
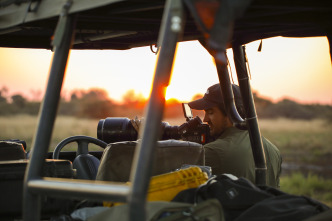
xmin=0 ymin=86 xmax=8 ymax=103
xmin=265 ymin=99 xmax=315 ymax=119
xmin=0 ymin=92 xmax=6 ymax=103
xmin=61 ymin=88 xmax=115 ymax=118
xmin=11 ymin=94 xmax=26 ymax=109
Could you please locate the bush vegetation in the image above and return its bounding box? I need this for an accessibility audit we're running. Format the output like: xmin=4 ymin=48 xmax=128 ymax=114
xmin=0 ymin=87 xmax=331 ymax=120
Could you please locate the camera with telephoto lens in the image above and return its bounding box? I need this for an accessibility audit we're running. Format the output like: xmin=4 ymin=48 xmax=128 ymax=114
xmin=97 ymin=103 xmax=211 ymax=144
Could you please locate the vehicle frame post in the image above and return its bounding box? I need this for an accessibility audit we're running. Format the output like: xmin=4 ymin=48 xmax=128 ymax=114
xmin=128 ymin=0 xmax=184 ymax=220
xmin=216 ymin=62 xmax=246 ymax=128
xmin=232 ymin=43 xmax=267 ymax=186
xmin=23 ymin=13 xmax=76 ymax=221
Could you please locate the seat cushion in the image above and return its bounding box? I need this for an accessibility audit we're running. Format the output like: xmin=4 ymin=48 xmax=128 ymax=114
xmin=96 ymin=139 xmax=205 ymax=182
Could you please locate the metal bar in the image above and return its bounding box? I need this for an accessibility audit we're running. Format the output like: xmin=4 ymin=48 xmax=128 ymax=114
xmin=74 ymin=31 xmax=137 ymax=45
xmin=128 ymin=0 xmax=184 ymax=220
xmin=216 ymin=61 xmax=246 ymax=128
xmin=28 ymin=178 xmax=130 ymax=202
xmin=23 ymin=14 xmax=76 ymax=221
xmin=232 ymin=43 xmax=267 ymax=186
xmin=327 ymin=32 xmax=332 ymax=63
xmin=105 ymin=3 xmax=164 ymax=15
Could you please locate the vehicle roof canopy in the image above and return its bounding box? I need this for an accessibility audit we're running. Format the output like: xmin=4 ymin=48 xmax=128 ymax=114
xmin=0 ymin=0 xmax=331 ymax=57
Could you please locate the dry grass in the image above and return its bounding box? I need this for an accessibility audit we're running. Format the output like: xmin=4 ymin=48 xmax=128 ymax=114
xmin=1 ymin=114 xmax=38 ymax=149
xmin=2 ymin=115 xmax=331 ymax=154
xmin=259 ymin=118 xmax=330 ymax=132
xmin=259 ymin=118 xmax=332 ymax=163
xmin=0 ymin=115 xmax=97 ymax=151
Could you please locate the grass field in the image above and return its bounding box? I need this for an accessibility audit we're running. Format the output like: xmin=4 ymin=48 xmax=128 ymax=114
xmin=1 ymin=114 xmax=332 ymax=206
xmin=1 ymin=115 xmax=98 ymax=151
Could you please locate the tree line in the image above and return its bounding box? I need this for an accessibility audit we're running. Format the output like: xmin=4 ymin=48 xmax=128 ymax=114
xmin=0 ymin=87 xmax=331 ymax=120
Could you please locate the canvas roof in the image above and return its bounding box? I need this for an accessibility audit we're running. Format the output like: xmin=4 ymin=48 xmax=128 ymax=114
xmin=0 ymin=0 xmax=331 ymax=53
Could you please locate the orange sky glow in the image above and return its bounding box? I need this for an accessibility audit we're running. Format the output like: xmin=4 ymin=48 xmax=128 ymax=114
xmin=0 ymin=37 xmax=331 ymax=105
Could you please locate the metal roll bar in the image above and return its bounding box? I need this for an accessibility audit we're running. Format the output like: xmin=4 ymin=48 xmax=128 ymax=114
xmin=23 ymin=7 xmax=77 ymax=221
xmin=232 ymin=43 xmax=267 ymax=186
xmin=128 ymin=0 xmax=184 ymax=220
xmin=23 ymin=0 xmax=184 ymax=220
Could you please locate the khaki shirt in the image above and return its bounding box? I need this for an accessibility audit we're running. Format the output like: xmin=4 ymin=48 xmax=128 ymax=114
xmin=204 ymin=127 xmax=282 ymax=187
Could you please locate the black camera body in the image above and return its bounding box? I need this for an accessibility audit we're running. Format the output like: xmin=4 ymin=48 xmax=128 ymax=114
xmin=177 ymin=116 xmax=211 ymax=144
xmin=97 ymin=104 xmax=211 ymax=144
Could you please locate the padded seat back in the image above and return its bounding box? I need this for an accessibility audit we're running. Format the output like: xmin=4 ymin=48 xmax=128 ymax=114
xmin=0 ymin=141 xmax=26 ymax=161
xmin=73 ymin=154 xmax=100 ymax=180
xmin=96 ymin=139 xmax=205 ymax=182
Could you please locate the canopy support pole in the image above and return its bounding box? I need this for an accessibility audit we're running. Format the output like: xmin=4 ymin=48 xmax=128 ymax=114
xmin=23 ymin=12 xmax=76 ymax=221
xmin=128 ymin=0 xmax=184 ymax=220
xmin=232 ymin=43 xmax=267 ymax=186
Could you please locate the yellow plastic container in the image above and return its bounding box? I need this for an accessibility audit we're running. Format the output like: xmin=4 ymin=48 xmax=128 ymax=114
xmin=147 ymin=166 xmax=208 ymax=201
xmin=104 ymin=166 xmax=208 ymax=207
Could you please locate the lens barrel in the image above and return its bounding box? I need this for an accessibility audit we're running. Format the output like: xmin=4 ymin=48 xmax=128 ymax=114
xmin=97 ymin=118 xmax=138 ymax=143
xmin=97 ymin=117 xmax=181 ymax=143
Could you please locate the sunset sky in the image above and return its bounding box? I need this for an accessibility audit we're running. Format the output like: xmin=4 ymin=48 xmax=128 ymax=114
xmin=0 ymin=36 xmax=331 ymax=105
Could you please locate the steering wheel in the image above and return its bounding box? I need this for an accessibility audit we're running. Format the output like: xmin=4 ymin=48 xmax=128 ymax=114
xmin=52 ymin=136 xmax=108 ymax=180
xmin=53 ymin=135 xmax=107 ymax=159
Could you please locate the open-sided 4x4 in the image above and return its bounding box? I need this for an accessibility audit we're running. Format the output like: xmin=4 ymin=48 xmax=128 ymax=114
xmin=0 ymin=0 xmax=331 ymax=220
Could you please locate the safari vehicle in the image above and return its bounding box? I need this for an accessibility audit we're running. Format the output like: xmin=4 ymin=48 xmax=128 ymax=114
xmin=0 ymin=0 xmax=331 ymax=220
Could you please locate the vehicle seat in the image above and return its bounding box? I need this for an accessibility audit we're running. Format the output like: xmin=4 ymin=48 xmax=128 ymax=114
xmin=0 ymin=141 xmax=26 ymax=161
xmin=96 ymin=139 xmax=205 ymax=182
xmin=73 ymin=154 xmax=100 ymax=180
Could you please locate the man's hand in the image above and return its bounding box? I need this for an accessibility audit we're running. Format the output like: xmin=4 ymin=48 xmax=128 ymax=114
xmin=130 ymin=116 xmax=144 ymax=132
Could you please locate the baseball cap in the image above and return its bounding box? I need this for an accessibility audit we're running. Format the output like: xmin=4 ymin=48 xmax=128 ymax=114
xmin=188 ymin=83 xmax=242 ymax=110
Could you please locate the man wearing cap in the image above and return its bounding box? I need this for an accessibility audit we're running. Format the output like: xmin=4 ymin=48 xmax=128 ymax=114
xmin=189 ymin=83 xmax=282 ymax=187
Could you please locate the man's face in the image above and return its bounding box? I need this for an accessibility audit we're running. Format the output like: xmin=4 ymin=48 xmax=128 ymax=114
xmin=203 ymin=106 xmax=232 ymax=137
